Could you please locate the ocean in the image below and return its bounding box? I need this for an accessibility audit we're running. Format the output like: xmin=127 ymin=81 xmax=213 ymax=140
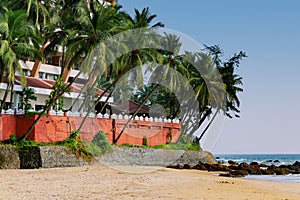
xmin=214 ymin=154 xmax=300 ymax=184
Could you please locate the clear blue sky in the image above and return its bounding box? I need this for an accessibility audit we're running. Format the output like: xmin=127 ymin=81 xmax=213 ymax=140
xmin=119 ymin=0 xmax=300 ymax=154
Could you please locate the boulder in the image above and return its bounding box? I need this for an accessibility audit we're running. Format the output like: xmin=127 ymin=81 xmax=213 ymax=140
xmin=220 ymin=170 xmax=248 ymax=177
xmin=228 ymin=160 xmax=238 ymax=165
xmin=250 ymin=162 xmax=259 ymax=166
xmin=183 ymin=164 xmax=193 ymax=169
xmin=261 ymin=169 xmax=275 ymax=175
xmin=292 ymin=161 xmax=300 ymax=167
xmin=192 ymin=162 xmax=207 ymax=170
xmin=259 ymin=164 xmax=268 ymax=168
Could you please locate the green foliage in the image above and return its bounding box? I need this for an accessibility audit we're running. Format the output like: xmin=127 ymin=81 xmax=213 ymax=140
xmin=8 ymin=134 xmax=40 ymax=147
xmin=151 ymin=142 xmax=201 ymax=151
xmin=45 ymin=77 xmax=70 ymax=112
xmin=119 ymin=138 xmax=201 ymax=151
xmin=57 ymin=130 xmax=80 ymax=151
xmin=17 ymin=86 xmax=37 ymax=114
xmin=187 ymin=141 xmax=202 ymax=151
xmin=143 ymin=136 xmax=149 ymax=146
xmin=120 ymin=143 xmax=146 ymax=148
xmin=88 ymin=131 xmax=113 ymax=155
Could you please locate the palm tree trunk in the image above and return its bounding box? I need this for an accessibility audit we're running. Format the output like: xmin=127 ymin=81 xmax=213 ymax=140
xmin=64 ymin=66 xmax=99 ymax=112
xmin=77 ymin=90 xmax=113 ymax=133
xmin=20 ymin=72 xmax=82 ymax=140
xmin=76 ymin=81 xmax=116 ymax=133
xmin=61 ymin=57 xmax=73 ymax=82
xmin=198 ymin=110 xmax=218 ymax=141
xmin=30 ymin=42 xmax=50 ymax=77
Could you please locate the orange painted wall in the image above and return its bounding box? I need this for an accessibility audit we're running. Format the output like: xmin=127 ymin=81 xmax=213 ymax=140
xmin=0 ymin=114 xmax=17 ymax=141
xmin=0 ymin=114 xmax=181 ymax=146
xmin=113 ymin=119 xmax=181 ymax=146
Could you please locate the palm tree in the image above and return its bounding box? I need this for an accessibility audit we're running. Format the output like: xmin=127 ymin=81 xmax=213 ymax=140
xmin=112 ymin=7 xmax=164 ymax=144
xmin=0 ymin=9 xmax=40 ymax=113
xmin=60 ymin=2 xmax=124 ymax=82
xmin=206 ymin=45 xmax=246 ymax=118
xmin=7 ymin=0 xmax=54 ymax=78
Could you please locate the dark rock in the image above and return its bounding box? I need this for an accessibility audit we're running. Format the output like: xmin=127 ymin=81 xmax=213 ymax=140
xmin=228 ymin=165 xmax=239 ymax=170
xmin=273 ymin=167 xmax=289 ymax=175
xmin=219 ymin=173 xmax=232 ymax=177
xmin=250 ymin=162 xmax=259 ymax=166
xmin=274 ymin=160 xmax=280 ymax=163
xmin=259 ymin=164 xmax=268 ymax=168
xmin=292 ymin=161 xmax=300 ymax=167
xmin=237 ymin=162 xmax=250 ymax=170
xmin=183 ymin=164 xmax=193 ymax=169
xmin=209 ymin=163 xmax=231 ymax=172
xmin=267 ymin=165 xmax=276 ymax=170
xmin=279 ymin=165 xmax=287 ymax=168
xmin=238 ymin=163 xmax=262 ymax=175
xmin=219 ymin=170 xmax=249 ymax=178
xmin=215 ymin=157 xmax=220 ymax=159
xmin=261 ymin=169 xmax=275 ymax=175
xmin=192 ymin=163 xmax=207 ymax=170
xmin=288 ymin=163 xmax=300 ymax=173
xmin=222 ymin=170 xmax=249 ymax=177
xmin=168 ymin=164 xmax=184 ymax=169
xmin=228 ymin=160 xmax=238 ymax=165
xmin=266 ymin=160 xmax=272 ymax=162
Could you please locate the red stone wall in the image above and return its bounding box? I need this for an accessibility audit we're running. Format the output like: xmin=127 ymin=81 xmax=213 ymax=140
xmin=0 ymin=114 xmax=181 ymax=146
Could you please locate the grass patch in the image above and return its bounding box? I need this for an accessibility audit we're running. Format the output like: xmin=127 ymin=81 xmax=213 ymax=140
xmin=119 ymin=141 xmax=202 ymax=151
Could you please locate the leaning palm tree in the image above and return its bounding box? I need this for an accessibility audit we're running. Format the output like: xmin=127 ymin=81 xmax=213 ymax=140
xmin=0 ymin=9 xmax=40 ymax=113
xmin=112 ymin=7 xmax=164 ymax=144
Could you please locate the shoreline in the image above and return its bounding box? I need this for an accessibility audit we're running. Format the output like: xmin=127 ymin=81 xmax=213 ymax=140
xmin=0 ymin=165 xmax=299 ymax=199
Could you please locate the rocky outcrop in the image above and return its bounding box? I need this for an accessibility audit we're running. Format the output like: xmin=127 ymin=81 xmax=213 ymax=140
xmin=167 ymin=160 xmax=300 ymax=177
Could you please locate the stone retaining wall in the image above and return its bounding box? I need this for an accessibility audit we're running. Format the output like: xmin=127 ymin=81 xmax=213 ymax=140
xmin=0 ymin=146 xmax=20 ymax=169
xmin=0 ymin=146 xmax=217 ymax=169
xmin=98 ymin=147 xmax=217 ymax=167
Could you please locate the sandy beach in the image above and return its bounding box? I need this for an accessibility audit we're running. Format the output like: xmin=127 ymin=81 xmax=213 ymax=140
xmin=0 ymin=165 xmax=299 ymax=200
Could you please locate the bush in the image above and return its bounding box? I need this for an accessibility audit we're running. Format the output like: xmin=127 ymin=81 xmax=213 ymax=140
xmin=187 ymin=141 xmax=202 ymax=151
xmin=8 ymin=134 xmax=40 ymax=147
xmin=57 ymin=130 xmax=80 ymax=150
xmin=89 ymin=131 xmax=112 ymax=155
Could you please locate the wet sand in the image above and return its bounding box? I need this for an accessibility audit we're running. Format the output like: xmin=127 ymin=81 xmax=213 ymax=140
xmin=0 ymin=165 xmax=299 ymax=200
